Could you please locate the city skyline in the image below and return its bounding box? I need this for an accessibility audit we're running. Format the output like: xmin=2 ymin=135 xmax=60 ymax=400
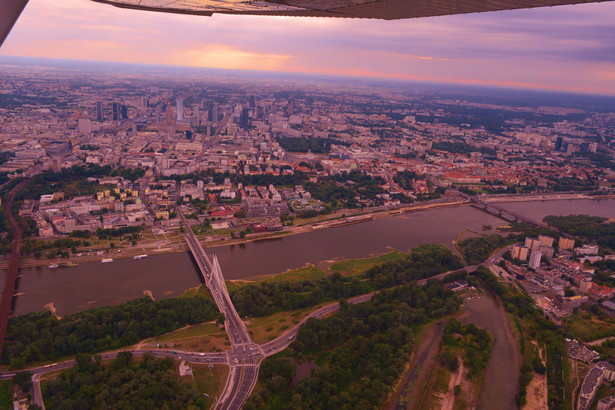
xmin=1 ymin=0 xmax=615 ymax=95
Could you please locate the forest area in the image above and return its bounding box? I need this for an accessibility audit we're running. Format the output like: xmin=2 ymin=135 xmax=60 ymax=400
xmin=244 ymin=282 xmax=462 ymax=410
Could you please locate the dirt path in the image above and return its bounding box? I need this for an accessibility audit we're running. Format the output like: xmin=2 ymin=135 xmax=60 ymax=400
xmin=386 ymin=321 xmax=445 ymax=410
xmin=441 ymin=357 xmax=465 ymax=410
xmin=523 ymin=344 xmax=547 ymax=410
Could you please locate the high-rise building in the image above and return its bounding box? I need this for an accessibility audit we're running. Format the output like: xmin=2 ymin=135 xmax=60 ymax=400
xmin=211 ymin=104 xmax=219 ymax=125
xmin=142 ymin=97 xmax=149 ymax=108
xmin=176 ymin=97 xmax=183 ymax=121
xmin=524 ymin=237 xmax=541 ymax=252
xmin=112 ymin=102 xmax=120 ymax=121
xmin=559 ymin=237 xmax=575 ymax=250
xmin=287 ymin=98 xmax=295 ymax=116
xmin=193 ymin=104 xmax=200 ymax=125
xmin=529 ymin=251 xmax=542 ymax=269
xmin=96 ymin=101 xmax=104 ymax=121
xmin=555 ymin=137 xmax=563 ymax=151
xmin=78 ymin=118 xmax=92 ymax=134
xmin=539 ymin=235 xmax=554 ymax=247
xmin=249 ymin=95 xmax=256 ymax=108
xmin=239 ymin=107 xmax=250 ymax=129
xmin=121 ymin=104 xmax=128 ymax=120
xmin=511 ymin=245 xmax=529 ymax=261
xmin=539 ymin=245 xmax=554 ymax=259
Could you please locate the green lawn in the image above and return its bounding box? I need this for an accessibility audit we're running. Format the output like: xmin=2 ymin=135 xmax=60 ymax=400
xmin=246 ymin=306 xmax=323 ymax=344
xmin=193 ymin=364 xmax=229 ymax=408
xmin=181 ymin=285 xmax=214 ymax=300
xmin=329 ymin=250 xmax=408 ymax=275
xmin=151 ymin=323 xmax=225 ymax=343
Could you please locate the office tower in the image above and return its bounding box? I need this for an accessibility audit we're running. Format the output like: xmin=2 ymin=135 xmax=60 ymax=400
xmin=142 ymin=97 xmax=149 ymax=108
xmin=249 ymin=95 xmax=256 ymax=108
xmin=121 ymin=104 xmax=128 ymax=120
xmin=96 ymin=101 xmax=104 ymax=121
xmin=211 ymin=104 xmax=219 ymax=125
xmin=239 ymin=107 xmax=250 ymax=129
xmin=554 ymin=137 xmax=563 ymax=151
xmin=287 ymin=98 xmax=295 ymax=115
xmin=112 ymin=102 xmax=120 ymax=121
xmin=176 ymin=97 xmax=183 ymax=121
xmin=186 ymin=130 xmax=193 ymax=140
xmin=529 ymin=251 xmax=541 ymax=269
xmin=193 ymin=104 xmax=200 ymax=125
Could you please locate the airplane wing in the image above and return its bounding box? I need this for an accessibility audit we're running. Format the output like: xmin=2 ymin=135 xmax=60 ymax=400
xmin=91 ymin=0 xmax=614 ymax=19
xmin=1 ymin=0 xmax=614 ymax=47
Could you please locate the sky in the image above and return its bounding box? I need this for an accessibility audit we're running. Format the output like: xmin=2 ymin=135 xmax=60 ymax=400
xmin=1 ymin=0 xmax=615 ymax=95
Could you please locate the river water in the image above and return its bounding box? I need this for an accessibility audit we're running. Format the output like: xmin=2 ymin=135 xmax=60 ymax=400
xmin=9 ymin=198 xmax=615 ymax=316
xmin=461 ymin=294 xmax=520 ymax=410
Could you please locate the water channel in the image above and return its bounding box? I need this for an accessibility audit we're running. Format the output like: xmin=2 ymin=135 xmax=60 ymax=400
xmin=8 ymin=198 xmax=615 ymax=316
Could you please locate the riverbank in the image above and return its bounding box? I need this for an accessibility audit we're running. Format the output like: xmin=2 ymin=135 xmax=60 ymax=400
xmin=6 ymin=193 xmax=614 ymax=270
xmin=0 ymin=198 xmax=466 ymax=269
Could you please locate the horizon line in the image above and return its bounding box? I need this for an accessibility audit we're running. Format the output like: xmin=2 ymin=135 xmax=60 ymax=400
xmin=1 ymin=54 xmax=615 ymax=99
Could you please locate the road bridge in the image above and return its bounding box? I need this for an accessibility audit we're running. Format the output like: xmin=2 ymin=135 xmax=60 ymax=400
xmin=178 ymin=208 xmax=260 ymax=409
xmin=469 ymin=196 xmax=551 ymax=229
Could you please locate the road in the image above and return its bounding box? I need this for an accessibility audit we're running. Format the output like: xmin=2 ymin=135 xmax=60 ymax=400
xmin=0 ymin=179 xmax=29 ymax=360
xmin=178 ymin=205 xmax=259 ymax=409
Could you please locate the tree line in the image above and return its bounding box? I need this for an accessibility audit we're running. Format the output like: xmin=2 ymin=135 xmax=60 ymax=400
xmin=230 ymin=244 xmax=464 ymax=318
xmin=3 ymin=295 xmax=218 ymax=368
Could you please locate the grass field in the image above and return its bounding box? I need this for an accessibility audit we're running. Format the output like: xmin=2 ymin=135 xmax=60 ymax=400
xmin=246 ymin=264 xmax=327 ymax=283
xmin=193 ymin=364 xmax=229 ymax=408
xmin=566 ymin=312 xmax=615 ymax=342
xmin=329 ymin=250 xmax=408 ymax=275
xmin=246 ymin=306 xmax=324 ymax=344
xmin=149 ymin=323 xmax=229 ymax=351
xmin=181 ymin=285 xmax=213 ymax=300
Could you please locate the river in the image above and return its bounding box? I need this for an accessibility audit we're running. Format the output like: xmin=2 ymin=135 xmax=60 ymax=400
xmin=460 ymin=294 xmax=520 ymax=410
xmin=9 ymin=198 xmax=615 ymax=316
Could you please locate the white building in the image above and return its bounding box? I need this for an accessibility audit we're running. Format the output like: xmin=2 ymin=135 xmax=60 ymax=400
xmin=529 ymin=250 xmax=542 ymax=269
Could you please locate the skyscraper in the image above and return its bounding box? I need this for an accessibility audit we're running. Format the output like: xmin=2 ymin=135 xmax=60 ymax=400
xmin=287 ymin=98 xmax=295 ymax=116
xmin=239 ymin=107 xmax=250 ymax=129
xmin=112 ymin=102 xmax=120 ymax=121
xmin=96 ymin=101 xmax=104 ymax=121
xmin=249 ymin=95 xmax=256 ymax=108
xmin=176 ymin=97 xmax=183 ymax=121
xmin=211 ymin=104 xmax=219 ymax=125
xmin=555 ymin=137 xmax=563 ymax=151
xmin=193 ymin=104 xmax=200 ymax=126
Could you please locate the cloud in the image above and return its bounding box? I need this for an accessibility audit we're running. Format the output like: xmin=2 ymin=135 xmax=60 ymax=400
xmin=172 ymin=44 xmax=293 ymax=71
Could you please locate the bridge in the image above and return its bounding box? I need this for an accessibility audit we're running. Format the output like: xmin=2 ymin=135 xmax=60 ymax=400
xmin=469 ymin=196 xmax=551 ymax=229
xmin=178 ymin=208 xmax=262 ymax=410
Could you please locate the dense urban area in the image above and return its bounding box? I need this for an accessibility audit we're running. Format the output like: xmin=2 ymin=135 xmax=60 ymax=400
xmin=1 ymin=58 xmax=615 ymax=410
